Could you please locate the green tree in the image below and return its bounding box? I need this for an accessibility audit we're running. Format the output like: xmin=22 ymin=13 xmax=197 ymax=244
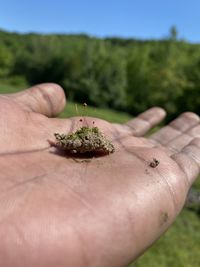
xmin=0 ymin=44 xmax=13 ymax=78
xmin=169 ymin=26 xmax=178 ymax=41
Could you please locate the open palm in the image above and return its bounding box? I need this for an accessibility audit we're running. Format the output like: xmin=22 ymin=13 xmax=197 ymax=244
xmin=0 ymin=84 xmax=199 ymax=267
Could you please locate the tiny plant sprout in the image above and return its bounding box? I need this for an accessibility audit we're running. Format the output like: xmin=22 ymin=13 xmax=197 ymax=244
xmin=54 ymin=103 xmax=114 ymax=155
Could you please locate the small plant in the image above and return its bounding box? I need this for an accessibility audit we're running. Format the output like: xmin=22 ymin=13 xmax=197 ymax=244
xmin=54 ymin=103 xmax=115 ymax=156
xmin=54 ymin=126 xmax=115 ymax=154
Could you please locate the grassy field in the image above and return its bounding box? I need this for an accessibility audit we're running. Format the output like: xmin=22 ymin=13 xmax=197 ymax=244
xmin=59 ymin=102 xmax=132 ymax=123
xmin=0 ymin=83 xmax=200 ymax=267
xmin=0 ymin=83 xmax=132 ymax=123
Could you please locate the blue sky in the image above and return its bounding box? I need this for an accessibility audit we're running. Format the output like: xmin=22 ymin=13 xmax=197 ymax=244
xmin=0 ymin=0 xmax=200 ymax=43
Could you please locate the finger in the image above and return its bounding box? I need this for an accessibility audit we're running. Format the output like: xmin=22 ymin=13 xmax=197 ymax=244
xmin=125 ymin=107 xmax=166 ymax=136
xmin=8 ymin=83 xmax=66 ymax=117
xmin=150 ymin=112 xmax=200 ymax=146
xmin=166 ymin=124 xmax=200 ymax=154
xmin=171 ymin=138 xmax=200 ymax=186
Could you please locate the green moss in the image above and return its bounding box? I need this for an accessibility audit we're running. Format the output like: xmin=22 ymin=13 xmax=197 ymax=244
xmin=54 ymin=126 xmax=115 ymax=154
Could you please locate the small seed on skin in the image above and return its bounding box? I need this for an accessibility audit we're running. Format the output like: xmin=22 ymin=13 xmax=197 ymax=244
xmin=149 ymin=158 xmax=160 ymax=168
xmin=159 ymin=211 xmax=169 ymax=227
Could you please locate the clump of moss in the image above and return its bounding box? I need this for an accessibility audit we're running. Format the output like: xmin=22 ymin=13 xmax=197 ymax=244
xmin=54 ymin=126 xmax=115 ymax=154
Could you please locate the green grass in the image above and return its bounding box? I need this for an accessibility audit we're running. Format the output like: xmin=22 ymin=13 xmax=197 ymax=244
xmin=59 ymin=102 xmax=131 ymax=123
xmin=1 ymin=83 xmax=200 ymax=267
xmin=0 ymin=83 xmax=25 ymax=94
xmin=133 ymin=209 xmax=200 ymax=267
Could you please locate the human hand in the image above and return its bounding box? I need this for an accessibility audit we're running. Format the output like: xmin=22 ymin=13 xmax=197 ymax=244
xmin=0 ymin=83 xmax=199 ymax=267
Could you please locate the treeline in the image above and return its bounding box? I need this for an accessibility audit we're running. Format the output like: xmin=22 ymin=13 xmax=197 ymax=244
xmin=0 ymin=29 xmax=200 ymax=118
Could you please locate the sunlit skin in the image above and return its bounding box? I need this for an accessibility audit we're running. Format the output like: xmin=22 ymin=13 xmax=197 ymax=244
xmin=0 ymin=83 xmax=199 ymax=267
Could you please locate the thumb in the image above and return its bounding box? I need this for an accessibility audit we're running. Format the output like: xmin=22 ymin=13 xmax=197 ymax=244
xmin=9 ymin=83 xmax=66 ymax=117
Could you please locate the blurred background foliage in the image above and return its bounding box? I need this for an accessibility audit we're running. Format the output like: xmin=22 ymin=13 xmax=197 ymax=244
xmin=0 ymin=27 xmax=199 ymax=120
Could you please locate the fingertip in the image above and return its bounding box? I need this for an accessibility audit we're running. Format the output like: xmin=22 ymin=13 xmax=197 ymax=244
xmin=180 ymin=112 xmax=200 ymax=121
xmin=150 ymin=106 xmax=167 ymax=116
xmin=125 ymin=107 xmax=167 ymax=137
xmin=155 ymin=107 xmax=167 ymax=119
xmin=139 ymin=106 xmax=166 ymax=124
xmin=33 ymin=83 xmax=67 ymax=115
xmin=15 ymin=83 xmax=67 ymax=117
xmin=45 ymin=82 xmax=66 ymax=99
